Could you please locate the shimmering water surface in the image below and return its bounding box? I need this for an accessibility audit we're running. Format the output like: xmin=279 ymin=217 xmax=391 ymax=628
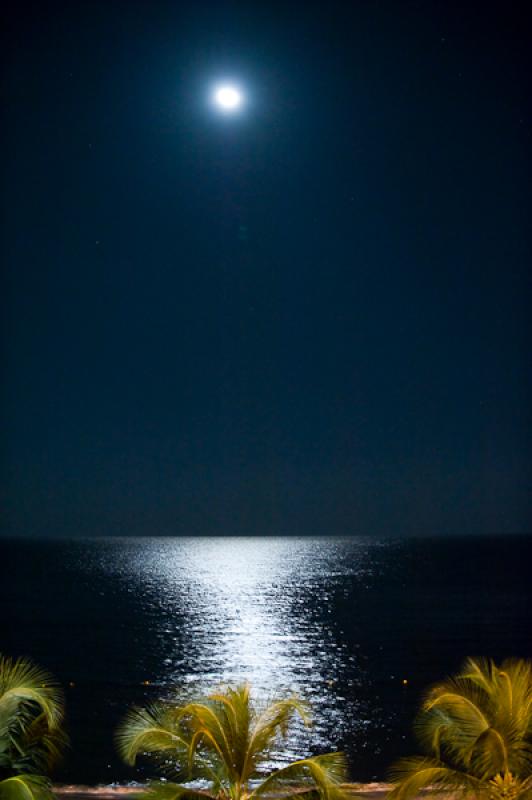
xmin=2 ymin=536 xmax=531 ymax=783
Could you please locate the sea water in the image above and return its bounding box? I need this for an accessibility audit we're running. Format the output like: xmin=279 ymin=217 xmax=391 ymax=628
xmin=1 ymin=535 xmax=531 ymax=783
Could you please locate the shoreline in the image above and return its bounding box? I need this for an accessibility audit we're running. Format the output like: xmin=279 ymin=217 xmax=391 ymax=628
xmin=54 ymin=784 xmax=395 ymax=799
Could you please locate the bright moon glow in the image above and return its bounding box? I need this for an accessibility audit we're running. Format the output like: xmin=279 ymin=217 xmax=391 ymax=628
xmin=214 ymin=85 xmax=243 ymax=111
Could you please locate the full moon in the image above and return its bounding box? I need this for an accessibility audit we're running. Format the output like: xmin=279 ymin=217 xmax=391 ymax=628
xmin=213 ymin=85 xmax=243 ymax=111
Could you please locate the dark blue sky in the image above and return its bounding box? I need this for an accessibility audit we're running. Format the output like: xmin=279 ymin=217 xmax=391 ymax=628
xmin=1 ymin=1 xmax=530 ymax=537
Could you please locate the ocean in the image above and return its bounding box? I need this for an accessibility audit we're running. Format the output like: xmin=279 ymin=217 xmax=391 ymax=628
xmin=1 ymin=535 xmax=531 ymax=784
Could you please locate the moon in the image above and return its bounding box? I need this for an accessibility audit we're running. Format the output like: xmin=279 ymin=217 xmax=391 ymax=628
xmin=213 ymin=85 xmax=243 ymax=111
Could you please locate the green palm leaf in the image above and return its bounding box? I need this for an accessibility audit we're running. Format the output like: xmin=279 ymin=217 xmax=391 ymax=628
xmin=0 ymin=657 xmax=63 ymax=732
xmin=116 ymin=705 xmax=190 ymax=768
xmin=117 ymin=684 xmax=350 ymax=800
xmin=388 ymin=658 xmax=532 ymax=800
xmin=244 ymin=696 xmax=311 ymax=779
xmin=388 ymin=757 xmax=484 ymax=800
xmin=249 ymin=752 xmax=348 ymax=800
xmin=0 ymin=654 xmax=66 ymax=780
xmin=0 ymin=775 xmax=55 ymax=800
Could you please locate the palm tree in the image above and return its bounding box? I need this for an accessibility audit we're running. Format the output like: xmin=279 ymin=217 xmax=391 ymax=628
xmin=117 ymin=684 xmax=348 ymax=800
xmin=388 ymin=657 xmax=532 ymax=800
xmin=0 ymin=654 xmax=66 ymax=800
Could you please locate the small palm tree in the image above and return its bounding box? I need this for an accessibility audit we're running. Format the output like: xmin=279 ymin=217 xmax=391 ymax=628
xmin=117 ymin=684 xmax=348 ymax=800
xmin=388 ymin=657 xmax=532 ymax=800
xmin=0 ymin=654 xmax=66 ymax=800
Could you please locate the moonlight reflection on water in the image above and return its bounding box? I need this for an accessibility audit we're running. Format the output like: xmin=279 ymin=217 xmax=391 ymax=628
xmin=104 ymin=537 xmax=376 ymax=762
xmin=3 ymin=534 xmax=531 ymax=782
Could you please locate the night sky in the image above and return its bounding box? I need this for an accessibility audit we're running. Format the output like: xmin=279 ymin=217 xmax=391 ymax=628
xmin=1 ymin=1 xmax=530 ymax=538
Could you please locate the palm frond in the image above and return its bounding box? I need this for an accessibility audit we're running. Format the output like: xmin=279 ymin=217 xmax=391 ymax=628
xmin=116 ymin=705 xmax=190 ymax=766
xmin=469 ymin=726 xmax=508 ymax=779
xmin=207 ymin=685 xmax=251 ymax=776
xmin=459 ymin=658 xmax=496 ymax=696
xmin=390 ymin=658 xmax=532 ymax=800
xmin=245 ymin=697 xmax=311 ymax=778
xmin=13 ymin=713 xmax=69 ymax=774
xmin=0 ymin=775 xmax=55 ymax=800
xmin=387 ymin=757 xmax=483 ymax=800
xmin=0 ymin=655 xmax=66 ymax=779
xmin=117 ymin=684 xmax=348 ymax=800
xmin=0 ymin=656 xmax=63 ymax=731
xmin=175 ymin=701 xmax=233 ymax=775
xmin=250 ymin=752 xmax=348 ymax=800
xmin=514 ymin=774 xmax=532 ymax=800
xmin=496 ymin=662 xmax=532 ymax=744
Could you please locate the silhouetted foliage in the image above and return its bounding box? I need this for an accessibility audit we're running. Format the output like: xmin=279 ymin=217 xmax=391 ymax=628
xmin=117 ymin=683 xmax=348 ymax=800
xmin=388 ymin=657 xmax=532 ymax=800
xmin=0 ymin=655 xmax=67 ymax=800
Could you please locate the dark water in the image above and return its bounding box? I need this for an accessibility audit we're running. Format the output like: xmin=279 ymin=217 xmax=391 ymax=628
xmin=1 ymin=535 xmax=531 ymax=783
